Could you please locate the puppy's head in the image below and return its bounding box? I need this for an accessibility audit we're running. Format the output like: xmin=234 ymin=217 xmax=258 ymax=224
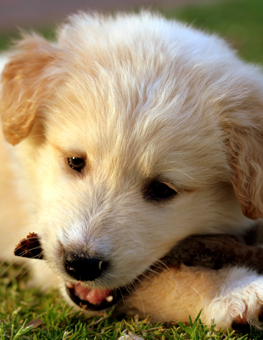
xmin=1 ymin=13 xmax=263 ymax=312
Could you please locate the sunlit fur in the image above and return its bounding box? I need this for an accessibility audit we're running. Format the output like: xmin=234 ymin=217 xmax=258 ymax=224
xmin=1 ymin=12 xmax=263 ymax=330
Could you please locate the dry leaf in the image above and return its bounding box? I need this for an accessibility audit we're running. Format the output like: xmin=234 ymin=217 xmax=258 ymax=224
xmin=25 ymin=319 xmax=42 ymax=329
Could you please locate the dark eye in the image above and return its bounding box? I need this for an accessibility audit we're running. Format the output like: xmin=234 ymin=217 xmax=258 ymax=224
xmin=68 ymin=157 xmax=86 ymax=172
xmin=144 ymin=181 xmax=177 ymax=201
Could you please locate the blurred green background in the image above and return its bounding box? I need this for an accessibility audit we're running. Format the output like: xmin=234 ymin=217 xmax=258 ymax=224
xmin=163 ymin=0 xmax=263 ymax=65
xmin=0 ymin=0 xmax=263 ymax=65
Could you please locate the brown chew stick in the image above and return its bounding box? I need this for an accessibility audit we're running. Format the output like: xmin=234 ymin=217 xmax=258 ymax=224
xmin=14 ymin=230 xmax=263 ymax=274
xmin=161 ymin=233 xmax=263 ymax=273
xmin=14 ymin=232 xmax=44 ymax=259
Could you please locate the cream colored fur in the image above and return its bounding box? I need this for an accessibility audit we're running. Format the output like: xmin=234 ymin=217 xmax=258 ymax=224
xmin=1 ymin=12 xmax=263 ymax=330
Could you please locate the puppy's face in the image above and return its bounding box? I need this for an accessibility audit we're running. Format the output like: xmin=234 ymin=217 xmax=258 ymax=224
xmin=1 ymin=13 xmax=263 ymax=312
xmin=25 ymin=82 xmax=244 ymax=310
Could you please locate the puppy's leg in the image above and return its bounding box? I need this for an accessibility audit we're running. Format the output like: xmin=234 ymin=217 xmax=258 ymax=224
xmin=205 ymin=267 xmax=263 ymax=331
xmin=124 ymin=265 xmax=220 ymax=324
xmin=124 ymin=265 xmax=263 ymax=330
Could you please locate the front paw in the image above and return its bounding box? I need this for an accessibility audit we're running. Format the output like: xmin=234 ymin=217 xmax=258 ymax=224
xmin=209 ymin=270 xmax=263 ymax=331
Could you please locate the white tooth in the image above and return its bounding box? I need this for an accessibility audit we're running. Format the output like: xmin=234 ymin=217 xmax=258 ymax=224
xmin=66 ymin=282 xmax=74 ymax=288
xmin=106 ymin=296 xmax=113 ymax=302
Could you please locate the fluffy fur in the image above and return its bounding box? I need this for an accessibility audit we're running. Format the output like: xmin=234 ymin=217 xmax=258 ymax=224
xmin=1 ymin=12 xmax=263 ymax=330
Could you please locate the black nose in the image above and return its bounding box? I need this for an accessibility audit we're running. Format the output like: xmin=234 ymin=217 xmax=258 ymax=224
xmin=64 ymin=252 xmax=108 ymax=281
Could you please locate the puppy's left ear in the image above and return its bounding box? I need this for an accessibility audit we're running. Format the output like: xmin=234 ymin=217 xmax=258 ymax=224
xmin=222 ymin=73 xmax=263 ymax=220
xmin=0 ymin=34 xmax=62 ymax=145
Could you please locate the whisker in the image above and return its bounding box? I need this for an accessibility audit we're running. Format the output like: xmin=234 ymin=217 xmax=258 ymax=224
xmin=150 ymin=257 xmax=204 ymax=306
xmin=0 ymin=258 xmax=22 ymax=277
xmin=0 ymin=243 xmax=43 ymax=275
xmin=15 ymin=255 xmax=45 ymax=279
xmin=14 ymin=244 xmax=42 ymax=256
xmin=0 ymin=234 xmax=41 ymax=253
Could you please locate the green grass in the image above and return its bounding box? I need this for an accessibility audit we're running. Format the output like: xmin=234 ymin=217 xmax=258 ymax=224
xmin=1 ymin=0 xmax=263 ymax=338
xmin=0 ymin=263 xmax=256 ymax=339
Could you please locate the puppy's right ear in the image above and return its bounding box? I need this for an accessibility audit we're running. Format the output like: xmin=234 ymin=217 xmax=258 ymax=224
xmin=221 ymin=74 xmax=263 ymax=220
xmin=0 ymin=34 xmax=62 ymax=145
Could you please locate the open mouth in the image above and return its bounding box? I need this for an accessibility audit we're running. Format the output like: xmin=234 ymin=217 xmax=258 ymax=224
xmin=66 ymin=282 xmax=126 ymax=311
xmin=65 ymin=258 xmax=166 ymax=311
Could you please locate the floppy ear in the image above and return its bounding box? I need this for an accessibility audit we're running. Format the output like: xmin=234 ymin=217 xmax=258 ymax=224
xmin=0 ymin=34 xmax=62 ymax=145
xmin=221 ymin=76 xmax=263 ymax=220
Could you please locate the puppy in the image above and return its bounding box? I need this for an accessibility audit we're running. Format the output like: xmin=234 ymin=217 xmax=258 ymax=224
xmin=1 ymin=12 xmax=263 ymax=331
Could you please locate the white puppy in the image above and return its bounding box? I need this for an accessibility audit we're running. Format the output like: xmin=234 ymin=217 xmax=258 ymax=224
xmin=1 ymin=12 xmax=263 ymax=331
